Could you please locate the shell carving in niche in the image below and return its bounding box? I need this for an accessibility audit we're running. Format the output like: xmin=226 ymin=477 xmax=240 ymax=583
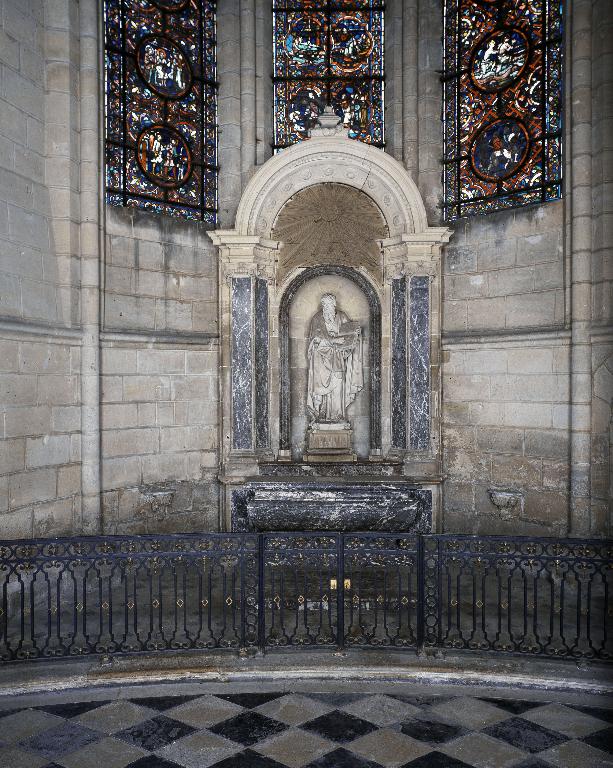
xmin=272 ymin=183 xmax=389 ymax=283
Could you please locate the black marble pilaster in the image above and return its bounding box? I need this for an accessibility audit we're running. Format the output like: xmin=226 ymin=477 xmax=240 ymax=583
xmin=409 ymin=275 xmax=430 ymax=450
xmin=254 ymin=278 xmax=269 ymax=449
xmin=391 ymin=276 xmax=407 ymax=449
xmin=231 ymin=277 xmax=253 ymax=450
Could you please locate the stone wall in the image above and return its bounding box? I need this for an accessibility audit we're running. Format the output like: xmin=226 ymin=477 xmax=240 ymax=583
xmin=589 ymin=0 xmax=613 ymax=532
xmin=105 ymin=209 xmax=218 ymax=336
xmin=385 ymin=0 xmax=610 ymax=535
xmin=0 ymin=0 xmax=85 ymax=539
xmin=443 ymin=336 xmax=570 ymax=535
xmin=0 ymin=0 xmax=610 ymax=539
xmin=0 ymin=332 xmax=82 ymax=538
xmin=440 ymin=204 xmax=570 ymax=535
xmin=101 ymin=199 xmax=220 ymax=532
xmin=100 ymin=341 xmax=219 ymax=534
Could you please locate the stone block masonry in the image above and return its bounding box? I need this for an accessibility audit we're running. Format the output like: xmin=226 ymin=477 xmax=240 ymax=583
xmin=441 ymin=337 xmax=575 ymax=536
xmin=0 ymin=335 xmax=82 ymax=538
xmin=0 ymin=0 xmax=609 ymax=541
xmin=100 ymin=341 xmax=220 ymax=533
xmin=105 ymin=208 xmax=218 ymax=336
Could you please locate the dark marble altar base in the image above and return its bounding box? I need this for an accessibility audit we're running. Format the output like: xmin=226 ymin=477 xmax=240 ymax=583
xmin=258 ymin=461 xmax=404 ymax=478
xmin=231 ymin=481 xmax=432 ymax=533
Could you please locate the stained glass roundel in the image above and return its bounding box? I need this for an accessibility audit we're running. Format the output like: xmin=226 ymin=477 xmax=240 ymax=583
xmin=150 ymin=0 xmax=189 ymax=12
xmin=137 ymin=124 xmax=192 ymax=188
xmin=331 ymin=15 xmax=374 ymax=73
xmin=137 ymin=36 xmax=192 ymax=99
xmin=285 ymin=13 xmax=326 ymax=68
xmin=470 ymin=119 xmax=530 ymax=182
xmin=470 ymin=28 xmax=529 ymax=92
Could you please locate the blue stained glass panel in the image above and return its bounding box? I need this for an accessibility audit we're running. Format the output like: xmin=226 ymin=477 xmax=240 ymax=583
xmin=104 ymin=0 xmax=217 ymax=223
xmin=443 ymin=0 xmax=563 ymax=220
xmin=273 ymin=1 xmax=384 ymax=150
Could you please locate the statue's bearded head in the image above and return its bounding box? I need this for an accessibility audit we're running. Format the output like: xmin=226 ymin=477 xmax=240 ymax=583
xmin=320 ymin=293 xmax=337 ymax=323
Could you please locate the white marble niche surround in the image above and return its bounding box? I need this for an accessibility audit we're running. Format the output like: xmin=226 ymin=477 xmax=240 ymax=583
xmin=210 ymin=116 xmax=452 ymax=527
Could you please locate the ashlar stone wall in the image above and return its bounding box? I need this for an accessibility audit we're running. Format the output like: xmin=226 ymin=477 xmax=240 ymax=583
xmin=0 ymin=0 xmax=85 ymax=538
xmin=0 ymin=0 xmax=610 ymax=539
xmin=384 ymin=0 xmax=610 ymax=536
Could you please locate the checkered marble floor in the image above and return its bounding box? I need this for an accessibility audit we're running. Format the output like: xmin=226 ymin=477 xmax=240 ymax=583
xmin=0 ymin=688 xmax=611 ymax=768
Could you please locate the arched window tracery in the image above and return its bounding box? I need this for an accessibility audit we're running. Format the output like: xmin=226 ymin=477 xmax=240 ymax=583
xmin=104 ymin=0 xmax=217 ymax=223
xmin=273 ymin=1 xmax=384 ymax=151
xmin=443 ymin=0 xmax=563 ymax=220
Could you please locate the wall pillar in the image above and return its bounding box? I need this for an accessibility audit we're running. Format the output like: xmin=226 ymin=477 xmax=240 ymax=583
xmin=568 ymin=0 xmax=594 ymax=535
xmin=240 ymin=0 xmax=257 ymax=189
xmin=79 ymin=0 xmax=103 ymax=533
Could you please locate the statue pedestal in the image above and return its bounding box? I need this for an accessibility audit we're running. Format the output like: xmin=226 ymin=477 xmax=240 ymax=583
xmin=304 ymin=422 xmax=357 ymax=463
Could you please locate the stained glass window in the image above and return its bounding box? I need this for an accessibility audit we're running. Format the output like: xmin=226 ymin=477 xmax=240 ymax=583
xmin=273 ymin=1 xmax=384 ymax=150
xmin=443 ymin=0 xmax=563 ymax=220
xmin=104 ymin=0 xmax=217 ymax=224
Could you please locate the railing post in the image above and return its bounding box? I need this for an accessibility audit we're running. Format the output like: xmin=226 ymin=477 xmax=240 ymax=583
xmin=337 ymin=533 xmax=345 ymax=650
xmin=239 ymin=535 xmax=246 ymax=653
xmin=257 ymin=534 xmax=266 ymax=653
xmin=417 ymin=534 xmax=424 ymax=654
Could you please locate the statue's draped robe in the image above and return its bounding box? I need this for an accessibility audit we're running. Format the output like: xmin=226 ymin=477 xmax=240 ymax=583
xmin=306 ymin=310 xmax=364 ymax=422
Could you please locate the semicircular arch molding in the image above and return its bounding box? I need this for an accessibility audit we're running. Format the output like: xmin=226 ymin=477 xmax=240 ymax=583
xmin=234 ymin=136 xmax=430 ymax=239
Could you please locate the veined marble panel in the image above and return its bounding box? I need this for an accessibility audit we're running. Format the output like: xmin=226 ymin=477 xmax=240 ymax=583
xmin=255 ymin=278 xmax=269 ymax=449
xmin=391 ymin=276 xmax=408 ymax=448
xmin=231 ymin=482 xmax=432 ymax=532
xmin=409 ymin=275 xmax=430 ymax=450
xmin=231 ymin=277 xmax=253 ymax=450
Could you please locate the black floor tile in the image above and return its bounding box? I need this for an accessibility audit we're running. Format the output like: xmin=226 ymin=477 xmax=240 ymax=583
xmin=125 ymin=756 xmax=184 ymax=768
xmin=302 ymin=709 xmax=378 ymax=744
xmin=570 ymin=705 xmax=613 ymax=724
xmin=0 ymin=707 xmax=23 ymax=720
xmin=390 ymin=695 xmax=452 ymax=709
xmin=214 ymin=693 xmax=285 ymax=709
xmin=38 ymin=700 xmax=111 ymax=719
xmin=208 ymin=748 xmax=289 ymax=767
xmin=399 ymin=752 xmax=473 ymax=768
xmin=400 ymin=718 xmax=467 ymax=744
xmin=128 ymin=696 xmax=202 ymax=712
xmin=305 ymin=693 xmax=368 ymax=707
xmin=478 ymin=698 xmax=544 ymax=715
xmin=116 ymin=715 xmax=197 ymax=751
xmin=304 ymin=747 xmax=384 ymax=767
xmin=483 ymin=716 xmax=569 ymax=753
xmin=19 ymin=720 xmax=102 ymax=758
xmin=581 ymin=726 xmax=613 ymax=754
xmin=209 ymin=710 xmax=287 ymax=746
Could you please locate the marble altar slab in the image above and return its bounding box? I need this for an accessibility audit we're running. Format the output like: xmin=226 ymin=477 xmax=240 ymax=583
xmin=231 ymin=482 xmax=432 ymax=533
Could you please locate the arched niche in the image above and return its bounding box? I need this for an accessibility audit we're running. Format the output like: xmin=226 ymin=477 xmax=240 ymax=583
xmin=211 ymin=116 xmax=452 ymax=501
xmin=279 ymin=265 xmax=382 ymax=456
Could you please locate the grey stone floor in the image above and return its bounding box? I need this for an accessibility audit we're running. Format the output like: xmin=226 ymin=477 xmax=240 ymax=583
xmin=0 ymin=677 xmax=611 ymax=768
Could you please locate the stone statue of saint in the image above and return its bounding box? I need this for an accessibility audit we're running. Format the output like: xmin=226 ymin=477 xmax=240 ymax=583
xmin=306 ymin=293 xmax=364 ymax=424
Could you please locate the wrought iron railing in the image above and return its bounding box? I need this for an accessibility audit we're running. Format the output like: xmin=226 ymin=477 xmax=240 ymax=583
xmin=0 ymin=533 xmax=611 ymax=663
